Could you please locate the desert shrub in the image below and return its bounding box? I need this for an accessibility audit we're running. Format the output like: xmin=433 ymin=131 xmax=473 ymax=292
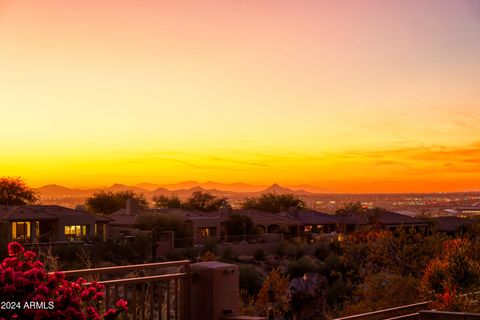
xmin=343 ymin=272 xmax=419 ymax=316
xmin=255 ymin=268 xmax=290 ymax=316
xmin=276 ymin=240 xmax=305 ymax=259
xmin=286 ymin=256 xmax=319 ymax=279
xmin=202 ymin=237 xmax=217 ymax=254
xmin=328 ymin=277 xmax=353 ymax=310
xmin=220 ymin=246 xmax=237 ymax=262
xmin=421 ymin=238 xmax=480 ymax=312
xmin=199 ymin=251 xmax=216 ymax=261
xmin=239 ymin=264 xmax=264 ymax=295
xmin=314 ymin=241 xmax=330 ymax=261
xmin=239 ymin=289 xmax=257 ymax=316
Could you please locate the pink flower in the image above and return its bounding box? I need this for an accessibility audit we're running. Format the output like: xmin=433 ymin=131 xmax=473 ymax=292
xmin=86 ymin=306 xmax=101 ymax=320
xmin=2 ymin=257 xmax=19 ymax=269
xmin=24 ymin=267 xmax=46 ymax=282
xmin=115 ymin=299 xmax=128 ymax=313
xmin=63 ymin=306 xmax=85 ymax=320
xmin=23 ymin=250 xmax=36 ymax=260
xmin=35 ymin=285 xmax=50 ymax=296
xmin=0 ymin=242 xmax=125 ymax=320
xmin=81 ymin=289 xmax=91 ymax=301
xmin=3 ymin=284 xmax=16 ymax=294
xmin=8 ymin=242 xmax=24 ymax=256
xmin=93 ymin=291 xmax=104 ymax=301
xmin=33 ymin=310 xmax=51 ymax=320
xmin=1 ymin=267 xmax=15 ymax=283
xmin=14 ymin=276 xmax=32 ymax=288
xmin=53 ymin=271 xmax=65 ymax=281
xmin=103 ymin=308 xmax=118 ymax=320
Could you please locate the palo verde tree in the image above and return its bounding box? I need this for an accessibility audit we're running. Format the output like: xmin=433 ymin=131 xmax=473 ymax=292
xmin=0 ymin=177 xmax=39 ymax=205
xmin=242 ymin=193 xmax=304 ymax=213
xmin=152 ymin=194 xmax=182 ymax=209
xmin=85 ymin=190 xmax=148 ymax=215
xmin=182 ymin=191 xmax=227 ymax=212
xmin=335 ymin=202 xmax=365 ymax=217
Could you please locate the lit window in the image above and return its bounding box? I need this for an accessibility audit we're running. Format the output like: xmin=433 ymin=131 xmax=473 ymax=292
xmin=12 ymin=222 xmax=31 ymax=240
xmin=304 ymin=225 xmax=312 ymax=233
xmin=64 ymin=225 xmax=87 ymax=241
xmin=198 ymin=227 xmax=216 ymax=238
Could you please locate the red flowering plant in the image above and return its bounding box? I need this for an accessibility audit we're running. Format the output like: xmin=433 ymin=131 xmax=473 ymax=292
xmin=420 ymin=238 xmax=480 ymax=312
xmin=0 ymin=242 xmax=128 ymax=320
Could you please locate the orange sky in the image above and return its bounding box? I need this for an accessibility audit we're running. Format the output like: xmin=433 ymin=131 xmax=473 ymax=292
xmin=1 ymin=1 xmax=480 ymax=193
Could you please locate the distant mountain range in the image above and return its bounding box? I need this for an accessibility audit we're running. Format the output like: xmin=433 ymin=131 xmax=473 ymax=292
xmin=34 ymin=181 xmax=332 ymax=200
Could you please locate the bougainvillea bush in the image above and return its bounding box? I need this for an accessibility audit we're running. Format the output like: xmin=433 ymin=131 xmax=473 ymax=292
xmin=0 ymin=242 xmax=128 ymax=320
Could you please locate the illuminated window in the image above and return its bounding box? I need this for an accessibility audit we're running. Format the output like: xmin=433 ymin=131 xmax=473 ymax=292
xmin=198 ymin=227 xmax=216 ymax=238
xmin=304 ymin=225 xmax=312 ymax=233
xmin=35 ymin=221 xmax=40 ymax=238
xmin=64 ymin=225 xmax=87 ymax=241
xmin=12 ymin=222 xmax=31 ymax=240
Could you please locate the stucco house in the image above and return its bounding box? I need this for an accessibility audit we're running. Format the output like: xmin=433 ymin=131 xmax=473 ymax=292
xmin=0 ymin=205 xmax=110 ymax=243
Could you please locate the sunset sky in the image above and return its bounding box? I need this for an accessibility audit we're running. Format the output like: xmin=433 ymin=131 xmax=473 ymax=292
xmin=1 ymin=0 xmax=480 ymax=193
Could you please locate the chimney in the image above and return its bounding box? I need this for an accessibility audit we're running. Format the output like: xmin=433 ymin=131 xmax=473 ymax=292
xmin=126 ymin=199 xmax=138 ymax=216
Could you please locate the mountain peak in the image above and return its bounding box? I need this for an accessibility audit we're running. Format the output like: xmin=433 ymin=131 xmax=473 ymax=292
xmin=264 ymin=183 xmax=294 ymax=193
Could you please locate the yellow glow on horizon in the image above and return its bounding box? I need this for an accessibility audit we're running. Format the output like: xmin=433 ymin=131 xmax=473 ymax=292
xmin=1 ymin=1 xmax=480 ymax=193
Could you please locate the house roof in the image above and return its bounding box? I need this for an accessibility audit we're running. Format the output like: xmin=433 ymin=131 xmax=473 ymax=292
xmin=93 ymin=215 xmax=113 ymax=223
xmin=337 ymin=210 xmax=428 ymax=226
xmin=232 ymin=209 xmax=300 ymax=226
xmin=0 ymin=205 xmax=110 ymax=223
xmin=336 ymin=213 xmax=370 ymax=225
xmin=433 ymin=216 xmax=473 ymax=233
xmin=374 ymin=211 xmax=428 ymax=225
xmin=293 ymin=209 xmax=340 ymax=225
xmin=0 ymin=206 xmax=57 ymax=221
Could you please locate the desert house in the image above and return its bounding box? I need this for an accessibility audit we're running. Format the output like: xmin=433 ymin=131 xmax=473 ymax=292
xmin=0 ymin=205 xmax=110 ymax=243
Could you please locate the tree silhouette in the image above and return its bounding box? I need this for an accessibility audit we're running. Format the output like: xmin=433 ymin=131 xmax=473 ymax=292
xmin=152 ymin=194 xmax=181 ymax=209
xmin=182 ymin=191 xmax=226 ymax=212
xmin=335 ymin=202 xmax=365 ymax=217
xmin=0 ymin=177 xmax=38 ymax=205
xmin=242 ymin=193 xmax=304 ymax=213
xmin=85 ymin=190 xmax=148 ymax=215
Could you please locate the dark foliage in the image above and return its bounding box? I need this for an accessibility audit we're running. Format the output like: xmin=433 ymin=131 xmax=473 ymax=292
xmin=136 ymin=214 xmax=193 ymax=238
xmin=152 ymin=194 xmax=181 ymax=209
xmin=85 ymin=190 xmax=148 ymax=215
xmin=226 ymin=213 xmax=256 ymax=236
xmin=0 ymin=176 xmax=38 ymax=205
xmin=239 ymin=264 xmax=264 ymax=295
xmin=182 ymin=191 xmax=227 ymax=212
xmin=242 ymin=193 xmax=304 ymax=213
